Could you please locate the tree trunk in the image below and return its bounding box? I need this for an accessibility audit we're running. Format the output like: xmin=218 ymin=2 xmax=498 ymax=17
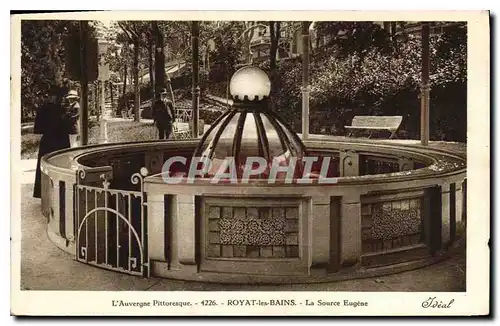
xmin=148 ymin=35 xmax=155 ymax=97
xmin=110 ymin=81 xmax=116 ymax=116
xmin=206 ymin=44 xmax=210 ymax=69
xmin=243 ymin=22 xmax=255 ymax=64
xmin=133 ymin=39 xmax=140 ymax=122
xmin=383 ymin=22 xmax=391 ymax=32
xmin=391 ymin=22 xmax=397 ymax=39
xmin=153 ymin=21 xmax=165 ymax=95
xmin=191 ymin=21 xmax=200 ymax=138
xmin=122 ymin=61 xmax=128 ymax=98
xmin=95 ymin=82 xmax=99 ymax=122
xmin=269 ymin=22 xmax=280 ymax=98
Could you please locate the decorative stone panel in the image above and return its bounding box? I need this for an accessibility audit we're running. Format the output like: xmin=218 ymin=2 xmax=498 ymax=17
xmin=206 ymin=205 xmax=300 ymax=259
xmin=361 ymin=197 xmax=423 ymax=253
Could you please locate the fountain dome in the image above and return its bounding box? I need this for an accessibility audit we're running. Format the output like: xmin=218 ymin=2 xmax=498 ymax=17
xmin=192 ymin=66 xmax=307 ymax=180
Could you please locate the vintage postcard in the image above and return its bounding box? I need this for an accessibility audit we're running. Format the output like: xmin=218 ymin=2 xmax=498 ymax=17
xmin=10 ymin=10 xmax=489 ymax=316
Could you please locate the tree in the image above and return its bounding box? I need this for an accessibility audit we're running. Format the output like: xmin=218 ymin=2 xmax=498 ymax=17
xmin=315 ymin=22 xmax=392 ymax=61
xmin=272 ymin=22 xmax=467 ymax=141
xmin=209 ymin=22 xmax=243 ymax=83
xmin=102 ymin=30 xmax=130 ymax=114
xmin=144 ymin=25 xmax=155 ymax=93
xmin=117 ymin=21 xmax=150 ymax=121
xmin=21 ymin=20 xmax=98 ymax=121
xmin=152 ymin=21 xmax=164 ymax=98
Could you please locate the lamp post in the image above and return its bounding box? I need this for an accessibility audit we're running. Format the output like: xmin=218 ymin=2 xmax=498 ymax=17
xmin=420 ymin=22 xmax=430 ymax=146
xmin=79 ymin=21 xmax=89 ymax=146
xmin=301 ymin=21 xmax=311 ymax=140
xmin=191 ymin=21 xmax=200 ymax=138
xmin=98 ymin=38 xmax=110 ymax=143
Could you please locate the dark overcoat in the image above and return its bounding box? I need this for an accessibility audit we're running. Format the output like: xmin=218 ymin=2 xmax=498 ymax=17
xmin=152 ymin=99 xmax=175 ymax=127
xmin=33 ymin=101 xmax=73 ymax=198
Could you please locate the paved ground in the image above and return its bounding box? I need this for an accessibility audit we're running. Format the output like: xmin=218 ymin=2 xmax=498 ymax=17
xmin=19 ymin=159 xmax=466 ymax=292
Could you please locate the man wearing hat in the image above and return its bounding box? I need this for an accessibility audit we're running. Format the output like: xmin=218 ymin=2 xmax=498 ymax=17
xmin=64 ymin=89 xmax=80 ymax=147
xmin=152 ymin=88 xmax=175 ymax=140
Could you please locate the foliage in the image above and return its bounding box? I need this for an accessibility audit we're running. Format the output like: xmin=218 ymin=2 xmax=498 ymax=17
xmin=272 ymin=23 xmax=467 ymax=141
xmin=315 ymin=22 xmax=393 ymax=59
xmin=21 ymin=20 xmax=98 ymax=120
xmin=21 ymin=133 xmax=41 ymax=159
xmin=200 ymin=108 xmax=224 ymax=125
xmin=208 ymin=22 xmax=244 ymax=83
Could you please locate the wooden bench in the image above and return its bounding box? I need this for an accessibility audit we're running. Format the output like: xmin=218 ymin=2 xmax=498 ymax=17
xmin=345 ymin=116 xmax=403 ymax=139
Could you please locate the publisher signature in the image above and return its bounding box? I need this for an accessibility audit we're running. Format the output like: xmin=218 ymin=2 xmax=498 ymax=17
xmin=422 ymin=297 xmax=455 ymax=308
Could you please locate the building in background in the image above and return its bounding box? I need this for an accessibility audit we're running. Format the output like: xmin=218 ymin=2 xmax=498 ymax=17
xmin=249 ymin=22 xmax=305 ymax=64
xmin=376 ymin=21 xmax=465 ymax=38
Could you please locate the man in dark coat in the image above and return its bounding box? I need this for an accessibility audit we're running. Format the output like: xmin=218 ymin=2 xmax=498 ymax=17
xmin=152 ymin=88 xmax=175 ymax=140
xmin=33 ymin=86 xmax=73 ymax=198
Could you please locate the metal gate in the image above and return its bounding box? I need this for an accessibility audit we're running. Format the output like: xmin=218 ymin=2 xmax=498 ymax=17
xmin=74 ymin=168 xmax=149 ymax=277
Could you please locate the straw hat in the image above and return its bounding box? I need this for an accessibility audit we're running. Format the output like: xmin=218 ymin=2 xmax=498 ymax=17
xmin=66 ymin=90 xmax=80 ymax=99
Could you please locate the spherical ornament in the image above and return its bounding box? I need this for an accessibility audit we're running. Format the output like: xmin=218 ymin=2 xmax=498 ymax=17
xmin=229 ymin=66 xmax=271 ymax=101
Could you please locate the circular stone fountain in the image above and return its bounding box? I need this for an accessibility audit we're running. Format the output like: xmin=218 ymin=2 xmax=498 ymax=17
xmin=39 ymin=66 xmax=466 ymax=283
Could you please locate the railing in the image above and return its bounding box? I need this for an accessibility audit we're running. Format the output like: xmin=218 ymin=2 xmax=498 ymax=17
xmin=74 ymin=167 xmax=150 ymax=277
xmin=173 ymin=108 xmax=193 ymax=139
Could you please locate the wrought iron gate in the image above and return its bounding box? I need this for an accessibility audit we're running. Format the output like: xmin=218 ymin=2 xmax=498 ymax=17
xmin=74 ymin=168 xmax=149 ymax=277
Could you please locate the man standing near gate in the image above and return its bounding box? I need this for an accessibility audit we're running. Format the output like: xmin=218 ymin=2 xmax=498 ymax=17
xmin=152 ymin=88 xmax=175 ymax=140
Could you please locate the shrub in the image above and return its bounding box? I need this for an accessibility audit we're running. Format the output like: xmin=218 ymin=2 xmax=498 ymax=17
xmin=269 ymin=24 xmax=467 ymax=142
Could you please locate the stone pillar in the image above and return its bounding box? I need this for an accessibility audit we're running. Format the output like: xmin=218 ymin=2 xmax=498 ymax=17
xmin=41 ymin=172 xmax=51 ymax=219
xmin=423 ymin=186 xmax=442 ymax=253
xmin=420 ymin=22 xmax=430 ymax=146
xmin=441 ymin=184 xmax=452 ymax=246
xmin=455 ymin=181 xmax=464 ymax=226
xmin=340 ymin=193 xmax=361 ymax=267
xmin=99 ymin=80 xmax=108 ymax=144
xmin=177 ymin=195 xmax=198 ymax=272
xmin=308 ymin=196 xmax=330 ymax=275
xmin=301 ymin=86 xmax=310 ymax=139
xmin=147 ymin=194 xmax=167 ymax=262
xmin=301 ymin=21 xmax=310 ymax=140
xmin=463 ymin=179 xmax=467 ymax=230
xmin=64 ymin=183 xmax=75 ymax=242
xmin=191 ymin=21 xmax=200 ymax=138
xmin=340 ymin=150 xmax=359 ymax=177
xmin=50 ymin=181 xmax=60 ymax=236
xmin=79 ymin=21 xmax=89 ymax=146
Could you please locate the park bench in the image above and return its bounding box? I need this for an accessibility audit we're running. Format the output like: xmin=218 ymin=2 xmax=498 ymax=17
xmin=345 ymin=115 xmax=403 ymax=139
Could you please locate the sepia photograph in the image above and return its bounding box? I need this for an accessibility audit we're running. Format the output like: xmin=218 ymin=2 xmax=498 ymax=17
xmin=10 ymin=10 xmax=489 ymax=316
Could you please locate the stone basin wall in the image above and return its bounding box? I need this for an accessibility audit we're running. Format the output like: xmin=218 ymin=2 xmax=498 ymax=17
xmin=40 ymin=137 xmax=466 ymax=283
